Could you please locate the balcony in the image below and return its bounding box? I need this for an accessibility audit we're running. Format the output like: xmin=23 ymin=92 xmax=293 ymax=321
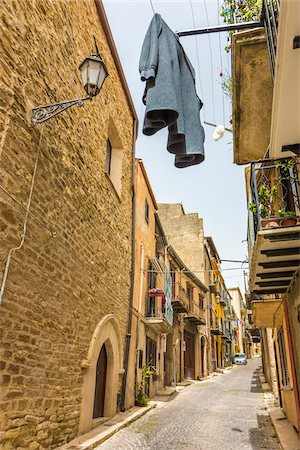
xmin=222 ymin=329 xmax=232 ymax=344
xmin=172 ymin=284 xmax=189 ymax=314
xmin=232 ymin=27 xmax=273 ymax=164
xmin=184 ymin=302 xmax=206 ymax=326
xmin=210 ymin=320 xmax=223 ymax=336
xmin=251 ymin=294 xmax=281 ymax=327
xmin=248 ymin=158 xmax=300 ymax=295
xmin=145 ymin=293 xmax=172 ymax=334
xmin=232 ymin=1 xmax=300 ymax=163
xmin=266 ymin=0 xmax=300 ymax=159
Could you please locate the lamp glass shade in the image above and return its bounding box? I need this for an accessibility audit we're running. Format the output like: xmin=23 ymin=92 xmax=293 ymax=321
xmin=79 ymin=54 xmax=108 ymax=97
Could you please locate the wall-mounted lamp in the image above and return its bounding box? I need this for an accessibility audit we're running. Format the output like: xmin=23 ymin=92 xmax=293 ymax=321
xmin=31 ymin=48 xmax=108 ymax=127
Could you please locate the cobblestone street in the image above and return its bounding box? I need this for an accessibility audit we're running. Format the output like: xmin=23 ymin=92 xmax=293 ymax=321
xmin=98 ymin=359 xmax=280 ymax=450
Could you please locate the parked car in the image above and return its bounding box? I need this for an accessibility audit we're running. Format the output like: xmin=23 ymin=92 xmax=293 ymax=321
xmin=233 ymin=353 xmax=247 ymax=365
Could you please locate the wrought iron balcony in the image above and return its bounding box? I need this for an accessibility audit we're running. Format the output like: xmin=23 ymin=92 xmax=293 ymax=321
xmin=248 ymin=158 xmax=300 ymax=296
xmin=184 ymin=301 xmax=206 ymax=326
xmin=145 ymin=293 xmax=172 ymax=333
xmin=250 ymin=158 xmax=299 ymax=235
xmin=210 ymin=319 xmax=224 ymax=336
xmin=261 ymin=0 xmax=280 ymax=81
xmin=172 ymin=284 xmax=190 ymax=314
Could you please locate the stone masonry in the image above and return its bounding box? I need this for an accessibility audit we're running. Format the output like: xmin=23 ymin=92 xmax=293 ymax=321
xmin=0 ymin=1 xmax=135 ymax=448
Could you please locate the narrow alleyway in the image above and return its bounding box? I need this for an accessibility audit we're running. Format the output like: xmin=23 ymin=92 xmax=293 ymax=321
xmin=98 ymin=359 xmax=280 ymax=450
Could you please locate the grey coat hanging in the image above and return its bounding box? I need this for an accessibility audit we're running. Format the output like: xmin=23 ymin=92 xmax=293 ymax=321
xmin=139 ymin=13 xmax=205 ymax=168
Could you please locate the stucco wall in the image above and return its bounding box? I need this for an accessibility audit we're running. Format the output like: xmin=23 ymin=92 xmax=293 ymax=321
xmin=0 ymin=1 xmax=134 ymax=447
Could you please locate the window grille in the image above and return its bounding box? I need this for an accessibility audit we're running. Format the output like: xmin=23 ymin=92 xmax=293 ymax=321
xmin=145 ymin=199 xmax=149 ymax=224
xmin=277 ymin=327 xmax=290 ymax=388
xmin=146 ymin=336 xmax=157 ymax=367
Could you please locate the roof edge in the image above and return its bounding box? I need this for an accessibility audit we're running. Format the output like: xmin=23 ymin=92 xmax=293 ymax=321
xmin=94 ymin=0 xmax=138 ymax=135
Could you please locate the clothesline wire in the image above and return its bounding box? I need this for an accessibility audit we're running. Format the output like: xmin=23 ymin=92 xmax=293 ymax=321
xmin=189 ymin=0 xmax=207 ymax=122
xmin=145 ymin=267 xmax=249 ymax=274
xmin=149 ymin=0 xmax=155 ymax=15
xmin=217 ymin=0 xmax=226 ymax=126
xmin=203 ymin=0 xmax=217 ymax=125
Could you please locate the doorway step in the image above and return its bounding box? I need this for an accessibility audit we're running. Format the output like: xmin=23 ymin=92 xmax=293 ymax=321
xmin=58 ymin=404 xmax=156 ymax=450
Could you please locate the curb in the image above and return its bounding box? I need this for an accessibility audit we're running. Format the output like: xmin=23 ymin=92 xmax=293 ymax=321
xmin=58 ymin=404 xmax=156 ymax=450
xmin=269 ymin=408 xmax=300 ymax=450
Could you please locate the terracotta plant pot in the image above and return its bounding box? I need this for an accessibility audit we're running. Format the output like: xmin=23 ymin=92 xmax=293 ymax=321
xmin=280 ymin=218 xmax=297 ymax=227
xmin=262 ymin=220 xmax=279 ymax=228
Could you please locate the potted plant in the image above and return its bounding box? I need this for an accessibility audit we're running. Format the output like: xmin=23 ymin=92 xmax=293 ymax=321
xmin=135 ymin=364 xmax=157 ymax=406
xmin=249 ymin=185 xmax=279 ymax=228
xmin=278 ymin=209 xmax=297 ymax=227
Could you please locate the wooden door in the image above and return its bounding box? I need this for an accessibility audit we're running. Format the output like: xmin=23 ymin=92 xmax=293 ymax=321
xmin=93 ymin=344 xmax=107 ymax=418
xmin=184 ymin=331 xmax=195 ymax=379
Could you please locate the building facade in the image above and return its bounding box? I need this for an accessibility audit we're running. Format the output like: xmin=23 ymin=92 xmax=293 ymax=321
xmin=205 ymin=238 xmax=233 ymax=369
xmin=0 ymin=1 xmax=137 ymax=448
xmin=126 ymin=159 xmax=172 ymax=405
xmin=167 ymin=246 xmax=208 ymax=383
xmin=231 ymin=0 xmax=300 ymax=435
xmin=228 ymin=287 xmax=246 ymax=355
xmin=158 ymin=204 xmax=213 ymax=375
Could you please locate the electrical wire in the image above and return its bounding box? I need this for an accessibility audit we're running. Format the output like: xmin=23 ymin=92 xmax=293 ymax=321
xmin=149 ymin=0 xmax=155 ymax=15
xmin=0 ymin=128 xmax=44 ymax=305
xmin=203 ymin=0 xmax=216 ymax=124
xmin=0 ymin=178 xmax=124 ymax=302
xmin=217 ymin=0 xmax=226 ymax=125
xmin=145 ymin=267 xmax=248 ymax=274
xmin=189 ymin=0 xmax=207 ymax=122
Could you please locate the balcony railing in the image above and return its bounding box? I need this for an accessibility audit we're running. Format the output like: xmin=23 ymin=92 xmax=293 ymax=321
xmin=145 ymin=295 xmax=173 ymax=332
xmin=261 ymin=0 xmax=280 ymax=81
xmin=146 ymin=298 xmax=165 ymax=319
xmin=250 ymin=158 xmax=300 ymax=237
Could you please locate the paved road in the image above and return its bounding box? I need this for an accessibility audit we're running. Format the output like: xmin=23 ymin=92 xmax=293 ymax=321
xmin=98 ymin=358 xmax=280 ymax=450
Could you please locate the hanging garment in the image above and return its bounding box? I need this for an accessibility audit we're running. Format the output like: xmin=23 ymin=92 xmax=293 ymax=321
xmin=139 ymin=13 xmax=205 ymax=168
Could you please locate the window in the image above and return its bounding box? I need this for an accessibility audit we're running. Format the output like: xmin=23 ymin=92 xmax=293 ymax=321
xmin=138 ymin=350 xmax=143 ymax=369
xmin=146 ymin=337 xmax=157 ymax=367
xmin=145 ymin=199 xmax=149 ymax=224
xmin=170 ymin=262 xmax=176 ymax=298
xmin=199 ymin=294 xmax=204 ymax=310
xmin=277 ymin=327 xmax=290 ymax=388
xmin=105 ymin=139 xmax=112 ymax=175
xmin=186 ymin=282 xmax=194 ymax=311
xmin=147 ymin=261 xmax=157 ymax=317
xmin=105 ymin=119 xmax=123 ymax=196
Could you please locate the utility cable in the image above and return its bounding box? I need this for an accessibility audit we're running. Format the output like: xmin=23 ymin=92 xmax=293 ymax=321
xmin=217 ymin=0 xmax=226 ymax=125
xmin=189 ymin=0 xmax=207 ymax=122
xmin=203 ymin=0 xmax=216 ymax=124
xmin=0 ymin=175 xmax=123 ymax=303
xmin=0 ymin=128 xmax=44 ymax=305
xmin=149 ymin=0 xmax=155 ymax=15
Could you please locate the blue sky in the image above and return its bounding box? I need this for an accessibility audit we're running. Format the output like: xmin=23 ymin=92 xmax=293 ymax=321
xmin=103 ymin=0 xmax=249 ymax=293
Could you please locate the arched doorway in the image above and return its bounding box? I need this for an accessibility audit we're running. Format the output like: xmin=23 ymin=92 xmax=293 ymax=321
xmin=79 ymin=315 xmax=122 ymax=434
xmin=93 ymin=344 xmax=107 ymax=418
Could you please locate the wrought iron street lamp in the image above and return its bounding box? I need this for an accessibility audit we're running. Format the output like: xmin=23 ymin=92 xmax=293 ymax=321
xmin=31 ymin=52 xmax=108 ymax=127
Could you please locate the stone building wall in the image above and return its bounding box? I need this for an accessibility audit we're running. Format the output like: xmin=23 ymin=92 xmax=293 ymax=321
xmin=158 ymin=204 xmax=205 ymax=285
xmin=0 ymin=1 xmax=135 ymax=448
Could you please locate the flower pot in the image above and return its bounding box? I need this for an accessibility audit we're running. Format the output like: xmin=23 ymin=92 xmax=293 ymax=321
xmin=280 ymin=218 xmax=297 ymax=227
xmin=262 ymin=220 xmax=279 ymax=228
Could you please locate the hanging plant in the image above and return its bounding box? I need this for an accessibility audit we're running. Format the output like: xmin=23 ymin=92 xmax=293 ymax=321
xmin=220 ymin=0 xmax=263 ymax=52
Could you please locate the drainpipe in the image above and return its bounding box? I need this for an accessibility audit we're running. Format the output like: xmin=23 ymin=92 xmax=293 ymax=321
xmin=283 ymin=296 xmax=300 ymax=437
xmin=120 ymin=117 xmax=137 ymax=412
xmin=134 ymin=243 xmax=144 ymax=401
